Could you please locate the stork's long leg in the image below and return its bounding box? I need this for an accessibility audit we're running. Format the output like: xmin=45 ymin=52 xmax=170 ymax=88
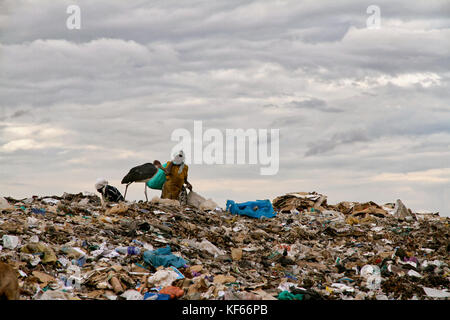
xmin=124 ymin=183 xmax=131 ymax=200
xmin=144 ymin=183 xmax=148 ymax=202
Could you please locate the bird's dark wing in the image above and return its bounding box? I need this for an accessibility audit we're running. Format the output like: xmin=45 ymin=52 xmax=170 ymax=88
xmin=121 ymin=163 xmax=158 ymax=184
xmin=104 ymin=185 xmax=124 ymax=202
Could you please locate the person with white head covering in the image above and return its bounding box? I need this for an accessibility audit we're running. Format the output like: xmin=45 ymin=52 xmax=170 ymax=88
xmin=95 ymin=178 xmax=124 ymax=207
xmin=161 ymin=150 xmax=192 ymax=200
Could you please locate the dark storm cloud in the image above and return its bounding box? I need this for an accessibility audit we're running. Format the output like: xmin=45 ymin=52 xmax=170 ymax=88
xmin=305 ymin=129 xmax=370 ymax=156
xmin=289 ymin=98 xmax=342 ymax=113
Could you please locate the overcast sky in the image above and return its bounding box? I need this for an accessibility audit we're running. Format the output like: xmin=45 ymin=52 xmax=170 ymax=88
xmin=0 ymin=0 xmax=449 ymax=215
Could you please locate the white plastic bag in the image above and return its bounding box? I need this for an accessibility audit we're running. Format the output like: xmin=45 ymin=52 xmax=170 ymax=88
xmin=199 ymin=199 xmax=218 ymax=211
xmin=187 ymin=191 xmax=206 ymax=208
xmin=2 ymin=235 xmax=19 ymax=249
xmin=147 ymin=268 xmax=179 ymax=287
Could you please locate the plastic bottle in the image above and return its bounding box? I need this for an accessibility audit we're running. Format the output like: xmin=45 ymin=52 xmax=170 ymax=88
xmin=115 ymin=246 xmax=141 ymax=255
xmin=128 ymin=246 xmax=141 ymax=255
xmin=115 ymin=247 xmax=127 ymax=254
xmin=71 ymin=256 xmax=86 ymax=267
xmin=132 ymin=240 xmax=144 ymax=246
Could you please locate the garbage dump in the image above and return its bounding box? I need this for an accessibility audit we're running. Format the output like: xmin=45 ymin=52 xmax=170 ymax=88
xmin=0 ymin=192 xmax=448 ymax=300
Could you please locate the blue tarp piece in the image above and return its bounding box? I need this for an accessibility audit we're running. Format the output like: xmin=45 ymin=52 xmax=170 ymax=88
xmin=32 ymin=208 xmax=46 ymax=215
xmin=226 ymin=199 xmax=276 ymax=219
xmin=146 ymin=162 xmax=168 ymax=190
xmin=144 ymin=293 xmax=171 ymax=300
xmin=143 ymin=245 xmax=187 ymax=268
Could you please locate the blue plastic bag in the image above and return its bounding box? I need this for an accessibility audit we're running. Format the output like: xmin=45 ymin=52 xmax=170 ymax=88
xmin=144 ymin=292 xmax=171 ymax=300
xmin=143 ymin=245 xmax=187 ymax=268
xmin=146 ymin=162 xmax=168 ymax=190
xmin=226 ymin=199 xmax=276 ymax=219
xmin=32 ymin=208 xmax=46 ymax=215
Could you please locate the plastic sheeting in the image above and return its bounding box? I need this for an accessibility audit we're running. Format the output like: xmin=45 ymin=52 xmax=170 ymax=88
xmin=226 ymin=199 xmax=276 ymax=219
xmin=143 ymin=245 xmax=187 ymax=268
xmin=146 ymin=163 xmax=168 ymax=190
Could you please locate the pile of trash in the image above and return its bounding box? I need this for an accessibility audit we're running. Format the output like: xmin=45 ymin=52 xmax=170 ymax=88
xmin=272 ymin=192 xmax=329 ymax=214
xmin=0 ymin=191 xmax=449 ymax=300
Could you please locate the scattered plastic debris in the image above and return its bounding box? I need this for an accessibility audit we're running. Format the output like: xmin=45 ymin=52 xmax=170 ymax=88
xmin=0 ymin=192 xmax=448 ymax=300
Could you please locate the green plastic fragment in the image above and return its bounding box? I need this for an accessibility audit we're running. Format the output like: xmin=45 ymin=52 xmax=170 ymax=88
xmin=277 ymin=291 xmax=304 ymax=300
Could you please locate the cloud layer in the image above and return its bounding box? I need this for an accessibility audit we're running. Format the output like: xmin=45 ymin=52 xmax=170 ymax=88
xmin=1 ymin=0 xmax=449 ymax=215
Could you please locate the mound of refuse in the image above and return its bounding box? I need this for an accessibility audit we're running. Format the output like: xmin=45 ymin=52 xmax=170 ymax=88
xmin=0 ymin=191 xmax=449 ymax=300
